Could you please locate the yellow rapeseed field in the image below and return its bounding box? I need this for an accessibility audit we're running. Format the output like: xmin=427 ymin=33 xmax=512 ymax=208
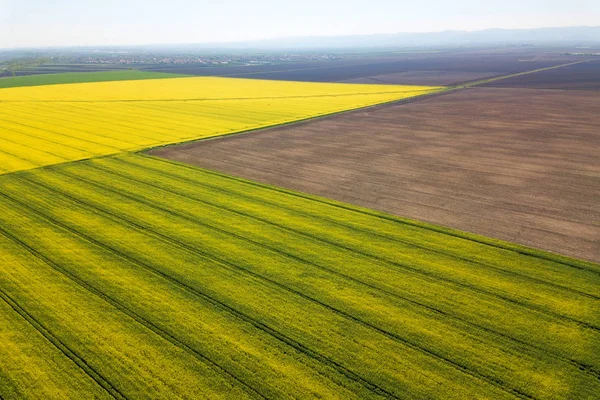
xmin=0 ymin=76 xmax=442 ymax=174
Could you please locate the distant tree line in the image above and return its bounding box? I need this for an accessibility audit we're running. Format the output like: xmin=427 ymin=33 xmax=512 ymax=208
xmin=1 ymin=57 xmax=50 ymax=76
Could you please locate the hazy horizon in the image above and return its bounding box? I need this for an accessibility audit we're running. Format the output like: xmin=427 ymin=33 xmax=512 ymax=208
xmin=1 ymin=0 xmax=599 ymax=49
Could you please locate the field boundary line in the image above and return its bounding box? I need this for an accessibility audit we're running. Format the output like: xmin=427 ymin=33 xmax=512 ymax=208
xmin=0 ymin=179 xmax=402 ymax=400
xmin=142 ymin=88 xmax=452 ymax=152
xmin=0 ymin=87 xmax=446 ymax=177
xmin=141 ymin=59 xmax=592 ymax=157
xmin=108 ymin=156 xmax=600 ymax=301
xmin=142 ymin=154 xmax=600 ymax=272
xmin=0 ymin=266 xmax=125 ymax=399
xmin=458 ymin=59 xmax=593 ymax=88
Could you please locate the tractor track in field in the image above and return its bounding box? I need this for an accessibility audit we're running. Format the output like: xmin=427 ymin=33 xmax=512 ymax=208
xmin=64 ymin=160 xmax=600 ymax=335
xmin=22 ymin=162 xmax=600 ymax=382
xmin=0 ymin=259 xmax=126 ymax=400
xmin=0 ymin=115 xmax=123 ymax=150
xmin=3 ymin=168 xmax=589 ymax=398
xmin=0 ymin=123 xmax=114 ymax=157
xmin=143 ymin=155 xmax=598 ymax=275
xmin=0 ymin=184 xmax=402 ymax=400
xmin=0 ymin=199 xmax=268 ymax=400
xmin=0 ymin=102 xmax=171 ymax=144
xmin=2 ymin=172 xmax=539 ymax=399
xmin=109 ymin=156 xmax=600 ymax=298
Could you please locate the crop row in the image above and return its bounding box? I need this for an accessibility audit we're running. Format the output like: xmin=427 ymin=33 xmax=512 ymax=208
xmin=0 ymin=154 xmax=598 ymax=399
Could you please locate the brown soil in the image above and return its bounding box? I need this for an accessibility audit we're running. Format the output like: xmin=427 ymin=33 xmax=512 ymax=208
xmin=338 ymin=71 xmax=500 ymax=85
xmin=482 ymin=59 xmax=600 ymax=90
xmin=150 ymin=88 xmax=600 ymax=262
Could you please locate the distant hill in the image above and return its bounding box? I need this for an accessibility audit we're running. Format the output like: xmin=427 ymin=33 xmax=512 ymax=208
xmin=3 ymin=26 xmax=599 ymax=54
xmin=176 ymin=26 xmax=599 ymax=50
xmin=231 ymin=26 xmax=600 ymax=49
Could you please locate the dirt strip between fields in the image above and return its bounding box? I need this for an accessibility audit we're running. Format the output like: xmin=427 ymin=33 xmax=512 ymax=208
xmin=151 ymin=87 xmax=600 ymax=262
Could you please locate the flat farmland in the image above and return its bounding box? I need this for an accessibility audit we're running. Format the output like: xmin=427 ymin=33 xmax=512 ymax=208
xmin=152 ymin=87 xmax=600 ymax=262
xmin=339 ymin=71 xmax=500 ymax=86
xmin=0 ymin=76 xmax=440 ymax=174
xmin=482 ymin=59 xmax=600 ymax=90
xmin=2 ymin=61 xmax=599 ymax=399
xmin=144 ymin=49 xmax=582 ymax=85
xmin=1 ymin=153 xmax=599 ymax=399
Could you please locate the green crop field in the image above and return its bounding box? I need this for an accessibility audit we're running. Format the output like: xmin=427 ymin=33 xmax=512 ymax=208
xmin=1 ymin=152 xmax=598 ymax=399
xmin=0 ymin=70 xmax=183 ymax=89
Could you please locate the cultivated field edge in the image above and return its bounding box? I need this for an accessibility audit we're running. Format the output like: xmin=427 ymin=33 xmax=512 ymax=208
xmin=141 ymin=153 xmax=600 ymax=270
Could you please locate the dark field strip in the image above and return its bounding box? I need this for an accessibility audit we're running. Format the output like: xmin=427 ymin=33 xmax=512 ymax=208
xmin=0 ymin=153 xmax=599 ymax=399
xmin=0 ymin=71 xmax=184 ymax=89
xmin=481 ymin=59 xmax=600 ymax=90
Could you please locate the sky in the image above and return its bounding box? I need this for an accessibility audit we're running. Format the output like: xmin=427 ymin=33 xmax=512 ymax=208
xmin=1 ymin=0 xmax=599 ymax=49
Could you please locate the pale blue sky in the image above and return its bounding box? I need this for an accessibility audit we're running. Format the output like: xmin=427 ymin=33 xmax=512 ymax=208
xmin=1 ymin=0 xmax=598 ymax=48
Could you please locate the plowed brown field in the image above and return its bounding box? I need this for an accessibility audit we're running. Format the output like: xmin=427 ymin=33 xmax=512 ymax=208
xmin=151 ymin=88 xmax=600 ymax=262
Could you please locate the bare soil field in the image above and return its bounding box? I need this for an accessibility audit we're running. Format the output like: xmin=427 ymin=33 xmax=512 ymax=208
xmin=144 ymin=49 xmax=582 ymax=85
xmin=339 ymin=71 xmax=499 ymax=85
xmin=482 ymin=59 xmax=600 ymax=90
xmin=151 ymin=88 xmax=600 ymax=262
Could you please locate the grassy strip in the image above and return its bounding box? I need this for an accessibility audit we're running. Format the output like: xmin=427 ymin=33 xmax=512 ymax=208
xmin=0 ymin=70 xmax=184 ymax=89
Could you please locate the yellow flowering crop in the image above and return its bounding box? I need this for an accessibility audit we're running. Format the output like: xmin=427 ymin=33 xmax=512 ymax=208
xmin=0 ymin=77 xmax=442 ymax=174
